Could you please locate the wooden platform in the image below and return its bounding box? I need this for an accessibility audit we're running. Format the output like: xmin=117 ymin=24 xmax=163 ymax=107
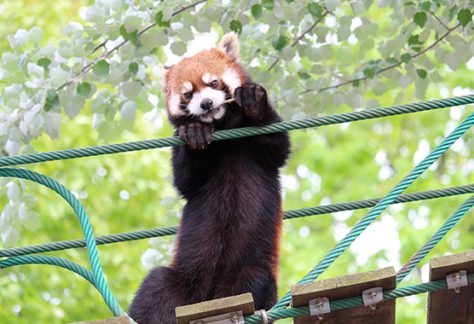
xmin=291 ymin=267 xmax=396 ymax=323
xmin=427 ymin=250 xmax=474 ymax=324
xmin=68 ymin=251 xmax=474 ymax=323
xmin=175 ymin=293 xmax=254 ymax=324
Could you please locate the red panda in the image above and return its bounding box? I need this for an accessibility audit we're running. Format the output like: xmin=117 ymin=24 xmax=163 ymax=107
xmin=128 ymin=32 xmax=290 ymax=324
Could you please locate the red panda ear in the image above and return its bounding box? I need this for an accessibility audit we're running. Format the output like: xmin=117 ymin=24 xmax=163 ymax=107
xmin=218 ymin=32 xmax=240 ymax=62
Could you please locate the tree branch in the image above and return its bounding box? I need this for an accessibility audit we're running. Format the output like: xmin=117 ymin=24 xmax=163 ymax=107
xmin=300 ymin=23 xmax=460 ymax=95
xmin=56 ymin=0 xmax=207 ymax=92
xmin=268 ymin=11 xmax=329 ymax=71
xmin=429 ymin=11 xmax=450 ymax=30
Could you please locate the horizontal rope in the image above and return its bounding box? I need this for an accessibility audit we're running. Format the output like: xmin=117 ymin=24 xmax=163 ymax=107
xmin=271 ymin=111 xmax=474 ymax=310
xmin=244 ymin=273 xmax=474 ymax=323
xmin=396 ymin=195 xmax=474 ymax=283
xmin=0 ymin=255 xmax=135 ymax=323
xmin=0 ymin=168 xmax=124 ymax=316
xmin=1 ymin=184 xmax=472 ymax=258
xmin=0 ymin=95 xmax=473 ymax=167
xmin=0 ymin=255 xmax=96 ymax=288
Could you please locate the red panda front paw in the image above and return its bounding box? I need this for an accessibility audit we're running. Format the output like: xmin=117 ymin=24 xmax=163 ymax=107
xmin=178 ymin=123 xmax=214 ymax=150
xmin=234 ymin=83 xmax=268 ymax=118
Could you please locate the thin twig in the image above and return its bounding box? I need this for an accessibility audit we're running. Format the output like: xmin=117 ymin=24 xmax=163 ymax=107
xmin=429 ymin=11 xmax=450 ymax=30
xmin=268 ymin=11 xmax=329 ymax=71
xmin=56 ymin=0 xmax=207 ymax=92
xmin=300 ymin=23 xmax=461 ymax=95
xmin=92 ymin=40 xmax=107 ymax=53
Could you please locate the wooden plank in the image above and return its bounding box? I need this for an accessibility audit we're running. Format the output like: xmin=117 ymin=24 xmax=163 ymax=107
xmin=291 ymin=267 xmax=396 ymax=324
xmin=428 ymin=250 xmax=474 ymax=324
xmin=69 ymin=316 xmax=130 ymax=324
xmin=175 ymin=293 xmax=255 ymax=324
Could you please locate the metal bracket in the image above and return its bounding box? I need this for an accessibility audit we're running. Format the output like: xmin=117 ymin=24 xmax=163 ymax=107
xmin=308 ymin=297 xmax=330 ymax=320
xmin=189 ymin=310 xmax=244 ymax=324
xmin=446 ymin=270 xmax=468 ymax=293
xmin=362 ymin=287 xmax=383 ymax=310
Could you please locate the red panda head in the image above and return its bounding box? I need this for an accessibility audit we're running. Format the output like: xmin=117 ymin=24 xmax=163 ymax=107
xmin=164 ymin=32 xmax=248 ymax=124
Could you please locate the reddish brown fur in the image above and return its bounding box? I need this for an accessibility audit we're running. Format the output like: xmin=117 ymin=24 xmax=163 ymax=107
xmin=164 ymin=49 xmax=248 ymax=115
xmin=129 ymin=35 xmax=290 ymax=324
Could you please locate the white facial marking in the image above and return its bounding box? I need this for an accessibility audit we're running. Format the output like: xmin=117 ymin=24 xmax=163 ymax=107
xmin=202 ymin=73 xmax=217 ymax=84
xmin=186 ymin=87 xmax=227 ymax=122
xmin=182 ymin=81 xmax=193 ymax=93
xmin=222 ymin=68 xmax=241 ymax=94
xmin=168 ymin=93 xmax=185 ymax=116
xmin=212 ymin=106 xmax=226 ymax=120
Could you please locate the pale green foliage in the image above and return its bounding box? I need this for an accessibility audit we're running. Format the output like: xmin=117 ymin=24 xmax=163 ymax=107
xmin=0 ymin=0 xmax=474 ymax=323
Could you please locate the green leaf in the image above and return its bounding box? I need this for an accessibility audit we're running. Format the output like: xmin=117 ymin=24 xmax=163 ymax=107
xmin=128 ymin=62 xmax=139 ymax=74
xmin=419 ymin=2 xmax=431 ymax=11
xmin=77 ymin=82 xmax=92 ymax=97
xmin=385 ymin=57 xmax=399 ymax=64
xmin=119 ymin=25 xmax=140 ymax=47
xmin=414 ymin=12 xmax=427 ymax=28
xmin=408 ymin=34 xmax=422 ymax=45
xmin=400 ymin=53 xmax=412 ymax=63
xmin=37 ymin=58 xmax=51 ymax=71
xmin=93 ymin=59 xmax=110 ymax=76
xmin=457 ymin=9 xmax=472 ymax=27
xmin=154 ymin=11 xmax=171 ymax=28
xmin=307 ymin=3 xmax=323 ymax=17
xmin=251 ymin=4 xmax=262 ymax=19
xmin=155 ymin=46 xmax=168 ymax=63
xmin=44 ymin=89 xmax=59 ymax=111
xmin=272 ymin=35 xmax=289 ymax=51
xmin=416 ymin=69 xmax=427 ymax=79
xmin=229 ymin=19 xmax=242 ymax=34
xmin=262 ymin=0 xmax=274 ymax=10
xmin=408 ymin=34 xmax=423 ymax=51
xmin=298 ymin=71 xmax=311 ymax=80
xmin=363 ymin=67 xmax=376 ymax=79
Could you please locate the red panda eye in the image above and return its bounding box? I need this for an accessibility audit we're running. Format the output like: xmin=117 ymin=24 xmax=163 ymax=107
xmin=210 ymin=80 xmax=219 ymax=88
xmin=184 ymin=91 xmax=193 ymax=99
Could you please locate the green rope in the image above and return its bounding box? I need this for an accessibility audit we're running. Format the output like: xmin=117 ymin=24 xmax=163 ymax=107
xmin=0 ymin=168 xmax=124 ymax=316
xmin=244 ymin=273 xmax=474 ymax=323
xmin=1 ymin=184 xmax=472 ymax=258
xmin=396 ymin=195 xmax=474 ymax=283
xmin=0 ymin=255 xmax=97 ymax=289
xmin=0 ymin=95 xmax=473 ymax=319
xmin=0 ymin=95 xmax=473 ymax=167
xmin=271 ymin=111 xmax=474 ymax=310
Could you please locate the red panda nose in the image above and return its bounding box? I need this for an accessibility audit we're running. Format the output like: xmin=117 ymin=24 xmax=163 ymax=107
xmin=200 ymin=99 xmax=213 ymax=110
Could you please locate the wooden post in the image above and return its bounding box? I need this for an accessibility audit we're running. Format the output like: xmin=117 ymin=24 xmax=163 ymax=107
xmin=175 ymin=293 xmax=255 ymax=324
xmin=291 ymin=267 xmax=396 ymax=323
xmin=427 ymin=250 xmax=474 ymax=324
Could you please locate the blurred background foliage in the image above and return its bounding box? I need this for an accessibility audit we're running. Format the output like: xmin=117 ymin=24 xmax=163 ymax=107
xmin=0 ymin=0 xmax=473 ymax=323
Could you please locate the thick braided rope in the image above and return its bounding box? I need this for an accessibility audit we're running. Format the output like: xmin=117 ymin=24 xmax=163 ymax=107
xmin=3 ymin=255 xmax=467 ymax=323
xmin=271 ymin=112 xmax=474 ymax=310
xmin=0 ymin=95 xmax=473 ymax=167
xmin=0 ymin=225 xmax=178 ymax=258
xmin=1 ymin=184 xmax=472 ymax=258
xmin=245 ymin=273 xmax=474 ymax=323
xmin=396 ymin=195 xmax=474 ymax=283
xmin=0 ymin=168 xmax=124 ymax=316
xmin=0 ymin=255 xmax=96 ymax=288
